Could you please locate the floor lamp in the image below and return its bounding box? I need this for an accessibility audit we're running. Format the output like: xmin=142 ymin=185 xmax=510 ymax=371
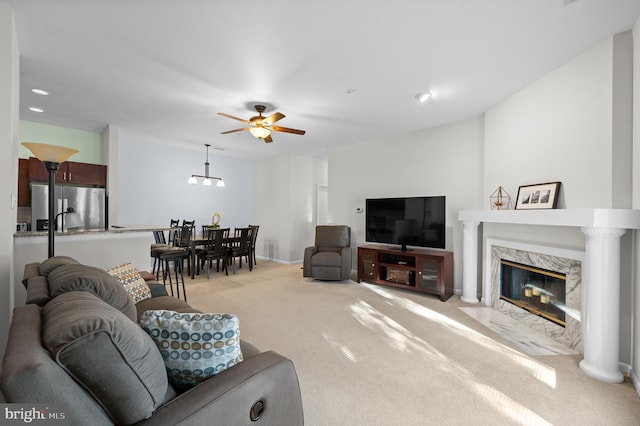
xmin=22 ymin=142 xmax=79 ymax=258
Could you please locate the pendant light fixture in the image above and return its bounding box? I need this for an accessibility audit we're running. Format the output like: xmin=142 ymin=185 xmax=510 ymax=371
xmin=188 ymin=143 xmax=225 ymax=187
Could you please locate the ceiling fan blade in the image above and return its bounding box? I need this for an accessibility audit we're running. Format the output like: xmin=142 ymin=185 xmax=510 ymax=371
xmin=220 ymin=127 xmax=249 ymax=134
xmin=217 ymin=112 xmax=250 ymax=124
xmin=271 ymin=125 xmax=306 ymax=135
xmin=263 ymin=134 xmax=273 ymax=143
xmin=261 ymin=112 xmax=285 ymax=126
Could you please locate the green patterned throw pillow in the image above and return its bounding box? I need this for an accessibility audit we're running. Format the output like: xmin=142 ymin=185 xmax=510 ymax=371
xmin=106 ymin=262 xmax=152 ymax=304
xmin=139 ymin=310 xmax=243 ymax=386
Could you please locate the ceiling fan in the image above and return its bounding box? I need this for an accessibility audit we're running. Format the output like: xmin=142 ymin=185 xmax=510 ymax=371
xmin=218 ymin=105 xmax=306 ymax=143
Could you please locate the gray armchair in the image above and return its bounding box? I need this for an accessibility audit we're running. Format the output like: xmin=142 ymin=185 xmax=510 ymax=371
xmin=303 ymin=225 xmax=352 ymax=281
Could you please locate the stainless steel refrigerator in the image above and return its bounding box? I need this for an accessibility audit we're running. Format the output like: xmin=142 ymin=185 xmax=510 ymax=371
xmin=31 ymin=183 xmax=106 ymax=232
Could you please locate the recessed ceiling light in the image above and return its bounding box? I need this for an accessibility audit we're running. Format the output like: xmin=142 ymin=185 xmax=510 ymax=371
xmin=28 ymin=106 xmax=44 ymax=113
xmin=415 ymin=92 xmax=432 ymax=103
xmin=31 ymin=88 xmax=50 ymax=96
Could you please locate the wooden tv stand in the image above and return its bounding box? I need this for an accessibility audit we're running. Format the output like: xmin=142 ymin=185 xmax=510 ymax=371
xmin=357 ymin=244 xmax=454 ymax=301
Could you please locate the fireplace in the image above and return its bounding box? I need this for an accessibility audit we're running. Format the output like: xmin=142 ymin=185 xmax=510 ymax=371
xmin=500 ymin=260 xmax=566 ymax=327
xmin=459 ymin=209 xmax=640 ymax=383
xmin=489 ymin=240 xmax=583 ymax=352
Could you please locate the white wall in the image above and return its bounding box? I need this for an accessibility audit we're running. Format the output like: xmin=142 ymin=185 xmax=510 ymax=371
xmin=0 ymin=4 xmax=19 ymax=361
xmin=253 ymin=154 xmax=323 ymax=263
xmin=116 ymin=127 xmax=254 ymax=234
xmin=327 ymin=117 xmax=485 ymax=291
xmin=484 ymin=37 xmax=615 ymax=209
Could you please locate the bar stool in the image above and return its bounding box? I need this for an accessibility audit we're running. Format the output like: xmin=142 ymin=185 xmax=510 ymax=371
xmin=156 ymin=225 xmax=192 ymax=301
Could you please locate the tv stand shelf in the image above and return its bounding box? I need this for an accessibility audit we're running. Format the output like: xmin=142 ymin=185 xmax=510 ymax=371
xmin=357 ymin=244 xmax=454 ymax=301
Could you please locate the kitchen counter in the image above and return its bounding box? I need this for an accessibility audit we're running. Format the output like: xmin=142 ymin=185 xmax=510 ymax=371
xmin=14 ymin=225 xmax=171 ymax=238
xmin=14 ymin=226 xmax=168 ymax=307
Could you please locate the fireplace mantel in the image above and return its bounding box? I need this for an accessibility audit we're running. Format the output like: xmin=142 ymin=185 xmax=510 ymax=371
xmin=458 ymin=208 xmax=640 ymax=384
xmin=459 ymin=208 xmax=640 ymax=229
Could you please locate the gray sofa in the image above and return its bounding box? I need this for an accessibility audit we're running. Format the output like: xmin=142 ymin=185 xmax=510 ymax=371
xmin=0 ymin=257 xmax=304 ymax=425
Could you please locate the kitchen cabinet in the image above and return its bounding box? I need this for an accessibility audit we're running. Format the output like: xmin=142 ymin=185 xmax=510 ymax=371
xmin=18 ymin=158 xmax=30 ymax=207
xmin=20 ymin=157 xmax=107 ymax=207
xmin=27 ymin=157 xmax=107 ymax=186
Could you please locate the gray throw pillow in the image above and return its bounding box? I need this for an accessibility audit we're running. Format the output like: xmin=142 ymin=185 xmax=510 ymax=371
xmin=47 ymin=263 xmax=136 ymax=321
xmin=42 ymin=292 xmax=169 ymax=425
xmin=38 ymin=255 xmax=80 ymax=277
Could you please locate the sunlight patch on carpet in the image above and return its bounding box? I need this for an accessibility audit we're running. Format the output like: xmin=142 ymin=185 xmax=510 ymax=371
xmin=361 ymin=283 xmax=557 ymax=389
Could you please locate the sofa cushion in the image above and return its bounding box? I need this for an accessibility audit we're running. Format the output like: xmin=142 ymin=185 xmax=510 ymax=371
xmin=140 ymin=310 xmax=243 ymax=387
xmin=38 ymin=255 xmax=80 ymax=277
xmin=135 ymin=295 xmax=199 ymax=323
xmin=21 ymin=262 xmax=41 ymax=287
xmin=311 ymin=251 xmax=343 ymax=267
xmin=106 ymin=262 xmax=152 ymax=304
xmin=47 ymin=263 xmax=136 ymax=321
xmin=23 ymin=275 xmax=51 ymax=306
xmin=0 ymin=304 xmax=113 ymax=425
xmin=42 ymin=292 xmax=170 ymax=425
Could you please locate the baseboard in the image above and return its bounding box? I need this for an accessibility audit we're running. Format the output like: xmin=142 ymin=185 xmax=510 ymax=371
xmin=628 ymin=364 xmax=640 ymax=397
xmin=255 ymin=255 xmax=302 ymax=266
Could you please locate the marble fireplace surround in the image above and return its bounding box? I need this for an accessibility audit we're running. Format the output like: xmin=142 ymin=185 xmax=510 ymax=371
xmin=458 ymin=209 xmax=640 ymax=384
xmin=488 ymin=240 xmax=584 ymax=352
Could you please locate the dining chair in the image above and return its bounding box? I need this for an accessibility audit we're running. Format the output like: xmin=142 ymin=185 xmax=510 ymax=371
xmin=167 ymin=219 xmax=180 ymax=245
xmin=248 ymin=224 xmax=260 ymax=266
xmin=175 ymin=221 xmax=197 ymax=276
xmin=228 ymin=227 xmax=254 ymax=274
xmin=196 ymin=227 xmax=230 ymax=278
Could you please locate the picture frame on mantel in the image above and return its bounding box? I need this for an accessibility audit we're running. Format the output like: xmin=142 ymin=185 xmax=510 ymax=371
xmin=515 ymin=181 xmax=561 ymax=210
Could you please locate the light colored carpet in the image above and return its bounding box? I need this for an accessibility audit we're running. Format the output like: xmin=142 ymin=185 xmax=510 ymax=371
xmin=183 ymin=261 xmax=640 ymax=426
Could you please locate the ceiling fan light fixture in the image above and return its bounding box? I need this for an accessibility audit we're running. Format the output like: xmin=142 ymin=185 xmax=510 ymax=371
xmin=249 ymin=127 xmax=271 ymax=139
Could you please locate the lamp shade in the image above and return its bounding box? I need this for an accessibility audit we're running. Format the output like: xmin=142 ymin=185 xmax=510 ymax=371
xmin=249 ymin=127 xmax=270 ymax=139
xmin=22 ymin=142 xmax=78 ymax=163
xmin=64 ymin=211 xmax=84 ymax=229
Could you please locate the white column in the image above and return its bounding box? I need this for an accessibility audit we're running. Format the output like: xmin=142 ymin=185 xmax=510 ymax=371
xmin=460 ymin=220 xmax=480 ymax=303
xmin=579 ymin=226 xmax=626 ymax=383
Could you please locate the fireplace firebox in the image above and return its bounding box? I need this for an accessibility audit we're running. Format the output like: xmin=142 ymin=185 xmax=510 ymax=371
xmin=500 ymin=260 xmax=566 ymax=326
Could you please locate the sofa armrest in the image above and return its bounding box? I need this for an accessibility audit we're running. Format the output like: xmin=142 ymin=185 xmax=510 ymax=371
xmin=137 ymin=351 xmax=303 ymax=426
xmin=146 ymin=282 xmax=168 ymax=297
xmin=302 ymin=246 xmax=317 ymax=277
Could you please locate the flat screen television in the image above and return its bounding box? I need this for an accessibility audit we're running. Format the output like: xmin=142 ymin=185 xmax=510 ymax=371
xmin=365 ymin=196 xmax=445 ymax=251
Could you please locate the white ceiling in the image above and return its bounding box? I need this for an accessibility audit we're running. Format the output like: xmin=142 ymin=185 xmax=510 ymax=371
xmin=6 ymin=0 xmax=640 ymax=160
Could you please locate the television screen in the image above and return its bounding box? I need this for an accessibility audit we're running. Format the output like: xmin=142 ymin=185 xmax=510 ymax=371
xmin=365 ymin=196 xmax=445 ymax=250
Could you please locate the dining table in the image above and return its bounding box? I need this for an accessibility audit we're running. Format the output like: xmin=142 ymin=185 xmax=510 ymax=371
xmin=188 ymin=234 xmax=239 ymax=279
